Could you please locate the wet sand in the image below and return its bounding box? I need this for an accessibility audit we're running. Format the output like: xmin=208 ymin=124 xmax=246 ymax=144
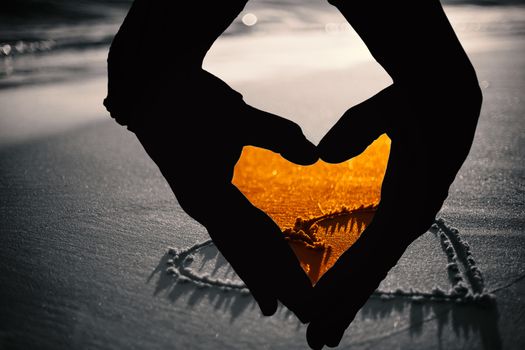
xmin=1 ymin=5 xmax=525 ymax=350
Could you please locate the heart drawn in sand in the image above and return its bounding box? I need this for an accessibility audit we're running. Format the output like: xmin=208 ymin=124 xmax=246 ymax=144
xmin=232 ymin=134 xmax=391 ymax=284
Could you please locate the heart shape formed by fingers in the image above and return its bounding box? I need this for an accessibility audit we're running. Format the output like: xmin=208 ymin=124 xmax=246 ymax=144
xmin=233 ymin=134 xmax=390 ymax=284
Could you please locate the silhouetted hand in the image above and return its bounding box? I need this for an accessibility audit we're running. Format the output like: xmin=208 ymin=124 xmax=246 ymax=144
xmin=104 ymin=0 xmax=317 ymax=321
xmin=305 ymin=0 xmax=482 ymax=348
xmin=130 ymin=70 xmax=318 ymax=322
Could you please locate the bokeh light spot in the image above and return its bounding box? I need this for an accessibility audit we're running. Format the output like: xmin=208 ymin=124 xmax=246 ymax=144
xmin=242 ymin=13 xmax=258 ymax=26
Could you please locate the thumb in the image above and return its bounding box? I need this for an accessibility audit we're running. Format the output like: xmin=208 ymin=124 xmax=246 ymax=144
xmin=249 ymin=286 xmax=279 ymax=316
xmin=242 ymin=105 xmax=318 ymax=165
xmin=317 ymin=86 xmax=396 ymax=164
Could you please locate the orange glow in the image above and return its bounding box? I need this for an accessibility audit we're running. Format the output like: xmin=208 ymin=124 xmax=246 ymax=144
xmin=233 ymin=134 xmax=391 ymax=284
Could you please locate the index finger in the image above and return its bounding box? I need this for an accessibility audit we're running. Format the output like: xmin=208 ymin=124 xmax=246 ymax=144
xmin=306 ymin=136 xmax=451 ymax=347
xmin=197 ymin=183 xmax=315 ymax=322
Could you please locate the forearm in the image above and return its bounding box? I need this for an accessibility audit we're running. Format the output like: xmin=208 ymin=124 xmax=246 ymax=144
xmin=328 ymin=0 xmax=477 ymax=85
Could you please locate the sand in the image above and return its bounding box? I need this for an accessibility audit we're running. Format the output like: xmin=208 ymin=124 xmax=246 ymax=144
xmin=232 ymin=138 xmax=389 ymax=282
xmin=1 ymin=4 xmax=524 ymax=350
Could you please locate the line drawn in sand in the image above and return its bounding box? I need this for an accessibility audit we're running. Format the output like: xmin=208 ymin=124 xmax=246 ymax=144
xmin=164 ymin=213 xmax=495 ymax=304
xmin=154 ymin=211 xmax=503 ymax=349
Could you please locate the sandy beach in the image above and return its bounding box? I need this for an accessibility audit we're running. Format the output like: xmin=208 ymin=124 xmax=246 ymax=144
xmin=1 ymin=3 xmax=524 ymax=349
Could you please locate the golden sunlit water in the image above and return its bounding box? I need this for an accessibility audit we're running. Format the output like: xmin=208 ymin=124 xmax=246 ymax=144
xmin=233 ymin=134 xmax=391 ymax=283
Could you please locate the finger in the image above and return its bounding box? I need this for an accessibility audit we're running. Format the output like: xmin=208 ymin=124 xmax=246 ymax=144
xmin=306 ymin=324 xmax=325 ymax=350
xmin=202 ymin=184 xmax=314 ymax=322
xmin=141 ymin=149 xmax=284 ymax=317
xmin=307 ymin=308 xmax=352 ymax=349
xmin=379 ymin=132 xmax=453 ymax=239
xmin=185 ymin=193 xmax=284 ymax=318
xmin=307 ymin=140 xmax=451 ymax=346
xmin=305 ymin=144 xmax=414 ymax=341
xmin=307 ymin=312 xmax=352 ymax=349
xmin=249 ymin=287 xmax=279 ymax=316
xmin=241 ymin=104 xmax=318 ymax=166
xmin=305 ymin=216 xmax=405 ymax=349
xmin=317 ymin=86 xmax=396 ymax=164
xmin=308 ymin=256 xmax=383 ymax=349
xmin=134 ymin=110 xmax=313 ymax=319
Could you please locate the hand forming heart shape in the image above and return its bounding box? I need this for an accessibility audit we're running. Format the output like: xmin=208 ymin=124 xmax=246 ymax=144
xmin=105 ymin=0 xmax=483 ymax=349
